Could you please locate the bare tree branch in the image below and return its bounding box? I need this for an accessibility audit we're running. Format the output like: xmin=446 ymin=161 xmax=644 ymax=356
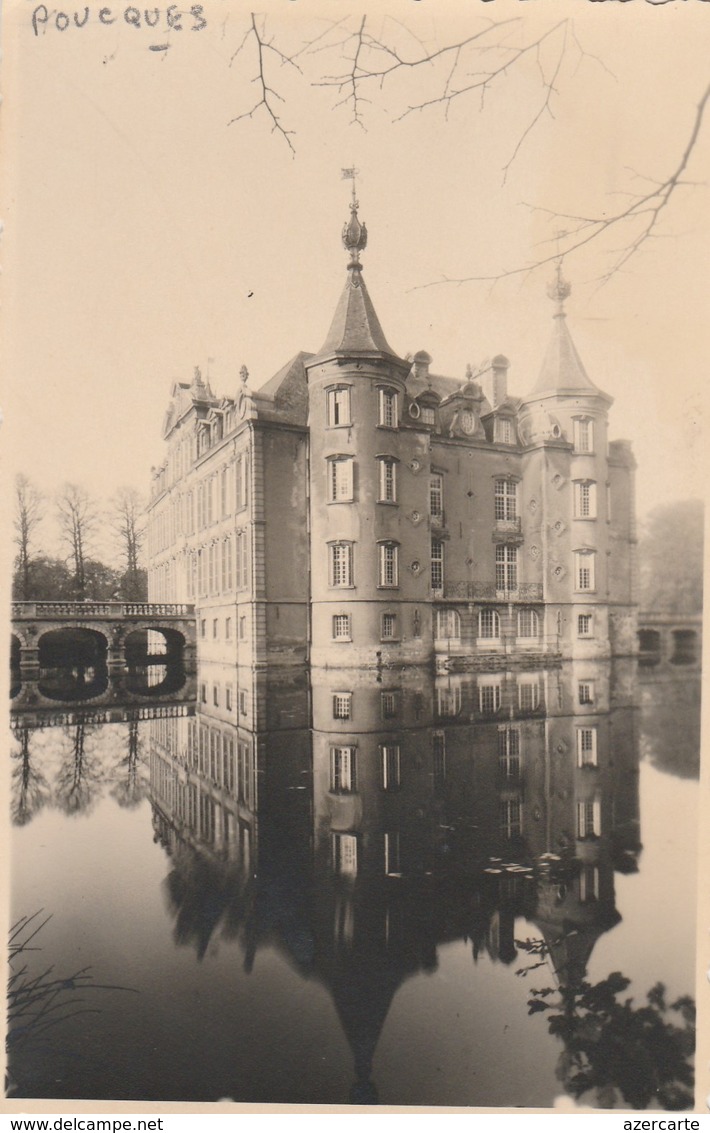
xmin=56 ymin=483 xmax=100 ymax=601
xmin=228 ymin=13 xmax=299 ymax=154
xmin=412 ymin=80 xmax=710 ymax=290
xmin=13 ymin=474 xmax=44 ymax=600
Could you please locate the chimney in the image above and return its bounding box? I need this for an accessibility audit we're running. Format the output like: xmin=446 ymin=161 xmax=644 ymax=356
xmin=483 ymin=354 xmax=509 ymax=409
xmin=412 ymin=350 xmax=432 ymax=383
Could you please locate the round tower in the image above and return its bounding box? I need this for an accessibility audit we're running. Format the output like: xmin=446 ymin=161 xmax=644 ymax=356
xmin=305 ymin=191 xmax=432 ymax=668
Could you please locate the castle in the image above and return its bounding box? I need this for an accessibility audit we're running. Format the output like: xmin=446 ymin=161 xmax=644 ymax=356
xmin=146 ymin=192 xmax=637 ymax=669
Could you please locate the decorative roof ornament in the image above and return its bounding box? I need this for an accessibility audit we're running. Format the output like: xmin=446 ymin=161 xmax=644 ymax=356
xmin=240 ymin=364 xmax=250 ymax=386
xmin=547 ymin=259 xmax=572 ymax=317
xmin=341 ymin=167 xmax=367 ymax=268
xmin=192 ymin=365 xmax=208 ymax=397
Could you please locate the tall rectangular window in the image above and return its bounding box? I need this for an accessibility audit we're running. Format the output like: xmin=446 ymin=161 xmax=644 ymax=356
xmin=430 ymin=474 xmax=444 ymax=521
xmin=479 ymin=680 xmax=502 ymax=714
xmin=577 ymin=727 xmax=598 ymax=767
xmin=577 ymin=797 xmax=601 ymax=838
xmin=494 ymin=479 xmax=517 ymax=520
xmin=384 ymin=832 xmax=401 ymax=876
xmin=221 ymin=467 xmax=228 ymax=517
xmin=235 ymin=531 xmax=249 ymax=590
xmin=498 ymin=727 xmax=521 ymax=779
xmin=381 ymin=744 xmax=401 ymax=789
xmin=433 ymin=732 xmax=446 ymax=793
xmin=500 ymin=798 xmax=522 ymax=837
xmin=327 ymin=387 xmax=351 ymax=427
xmin=328 ymin=457 xmax=354 ymax=502
xmin=331 ymin=746 xmax=356 ymax=792
xmin=574 ymin=481 xmax=597 ymax=519
xmin=578 ymin=613 xmax=593 ymax=637
xmin=495 ymin=545 xmax=517 ymax=592
xmin=378 ymin=388 xmax=398 ymax=428
xmin=235 ymin=455 xmax=249 ymax=510
xmin=332 ymin=833 xmax=358 ymax=876
xmin=378 ymin=543 xmax=399 ymax=588
xmin=495 ymin=418 xmax=514 ymax=444
xmin=580 ymin=864 xmax=599 ymax=902
xmin=330 ymin=543 xmax=353 ymax=587
xmin=431 ymin=538 xmax=444 ymax=593
xmin=578 ymin=681 xmax=594 ymax=705
xmin=573 ymin=418 xmax=594 ymax=453
xmin=575 ymin=551 xmax=596 ymax=591
xmin=332 ymin=614 xmax=351 ymax=641
xmin=381 ymin=613 xmax=397 ymax=640
xmin=378 ymin=457 xmax=397 ymax=502
xmin=381 ymin=691 xmax=398 ymax=719
xmin=517 ymin=679 xmax=540 ymax=712
xmin=333 ymin=692 xmax=352 ymax=720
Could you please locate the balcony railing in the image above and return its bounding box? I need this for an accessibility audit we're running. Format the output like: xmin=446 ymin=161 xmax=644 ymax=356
xmin=12 ymin=601 xmax=196 ymax=619
xmin=494 ymin=517 xmax=522 ymax=533
xmin=440 ymin=582 xmax=543 ymax=602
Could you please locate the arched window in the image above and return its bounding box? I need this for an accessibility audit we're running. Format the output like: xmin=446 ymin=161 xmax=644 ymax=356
xmin=517 ymin=608 xmax=539 ymax=638
xmin=478 ymin=608 xmax=500 ymax=639
xmin=435 ymin=608 xmax=461 ymax=640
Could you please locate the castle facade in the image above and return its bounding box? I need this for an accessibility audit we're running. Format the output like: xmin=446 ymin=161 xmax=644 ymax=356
xmin=146 ymin=196 xmax=637 ymax=669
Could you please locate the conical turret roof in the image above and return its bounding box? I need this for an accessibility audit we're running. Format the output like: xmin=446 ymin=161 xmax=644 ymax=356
xmin=313 ymin=189 xmax=404 ymax=364
xmin=319 ymin=269 xmax=398 ymax=357
xmin=528 ymin=264 xmax=608 ymax=400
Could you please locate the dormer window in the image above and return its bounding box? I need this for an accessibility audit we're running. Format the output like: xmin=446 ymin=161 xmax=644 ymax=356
xmin=378 ymin=388 xmax=398 ymax=428
xmin=495 ymin=417 xmax=515 ymax=444
xmin=421 ymin=406 xmax=436 ymax=426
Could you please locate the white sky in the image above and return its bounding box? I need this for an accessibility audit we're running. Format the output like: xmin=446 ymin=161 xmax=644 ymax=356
xmin=4 ymin=0 xmax=709 ymax=557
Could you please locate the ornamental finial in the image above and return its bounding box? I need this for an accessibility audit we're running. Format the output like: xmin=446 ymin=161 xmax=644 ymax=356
xmin=240 ymin=364 xmax=249 ymax=386
xmin=341 ymin=167 xmax=367 ymax=267
xmin=547 ymin=259 xmax=572 ymax=316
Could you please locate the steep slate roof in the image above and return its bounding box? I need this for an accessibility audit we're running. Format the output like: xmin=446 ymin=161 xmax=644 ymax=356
xmin=317 ymin=270 xmax=400 ymax=358
xmin=530 ymin=312 xmax=600 ymax=396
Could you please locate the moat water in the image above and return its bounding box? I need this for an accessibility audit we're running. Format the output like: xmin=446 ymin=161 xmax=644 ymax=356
xmin=7 ymin=651 xmax=700 ymax=1108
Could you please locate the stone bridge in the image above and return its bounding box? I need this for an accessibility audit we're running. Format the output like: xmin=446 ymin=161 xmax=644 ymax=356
xmin=11 ymin=601 xmax=197 ymax=677
xmin=637 ymin=610 xmax=702 ymax=666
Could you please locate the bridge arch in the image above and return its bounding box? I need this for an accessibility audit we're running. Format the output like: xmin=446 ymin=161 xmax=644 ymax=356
xmin=37 ymin=627 xmax=109 ymax=703
xmin=38 ymin=625 xmax=110 ymax=666
xmin=10 ymin=634 xmax=21 ymax=698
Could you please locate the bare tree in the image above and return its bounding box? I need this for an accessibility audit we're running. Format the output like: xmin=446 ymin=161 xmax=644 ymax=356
xmin=110 ymin=487 xmax=146 ymax=600
xmin=13 ymin=474 xmax=44 ymax=600
xmin=56 ymin=483 xmax=99 ymax=602
xmin=223 ymin=14 xmax=709 ymax=285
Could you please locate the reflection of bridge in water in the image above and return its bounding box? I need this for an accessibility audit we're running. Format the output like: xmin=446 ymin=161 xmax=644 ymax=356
xmin=637 ymin=611 xmax=702 ymax=666
xmin=11 ymin=602 xmax=197 ymax=678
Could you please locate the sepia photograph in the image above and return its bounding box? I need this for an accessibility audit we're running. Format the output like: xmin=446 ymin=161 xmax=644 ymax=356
xmin=2 ymin=0 xmax=707 ymax=1113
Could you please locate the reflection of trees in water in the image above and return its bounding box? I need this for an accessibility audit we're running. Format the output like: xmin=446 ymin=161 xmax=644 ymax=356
xmin=517 ymin=939 xmax=695 ymax=1110
xmin=161 ymin=843 xmax=251 ymax=961
xmin=109 ymin=722 xmax=150 ymax=810
xmin=11 ymin=728 xmax=52 ymax=827
xmin=54 ymin=723 xmax=109 ymax=817
xmin=9 ymin=721 xmax=152 ymax=823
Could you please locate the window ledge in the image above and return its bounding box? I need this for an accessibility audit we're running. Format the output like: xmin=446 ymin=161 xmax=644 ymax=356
xmin=377 ymin=499 xmax=399 ymax=507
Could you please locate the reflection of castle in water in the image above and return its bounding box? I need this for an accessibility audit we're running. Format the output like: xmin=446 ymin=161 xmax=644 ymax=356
xmin=149 ymin=658 xmax=640 ymax=1101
